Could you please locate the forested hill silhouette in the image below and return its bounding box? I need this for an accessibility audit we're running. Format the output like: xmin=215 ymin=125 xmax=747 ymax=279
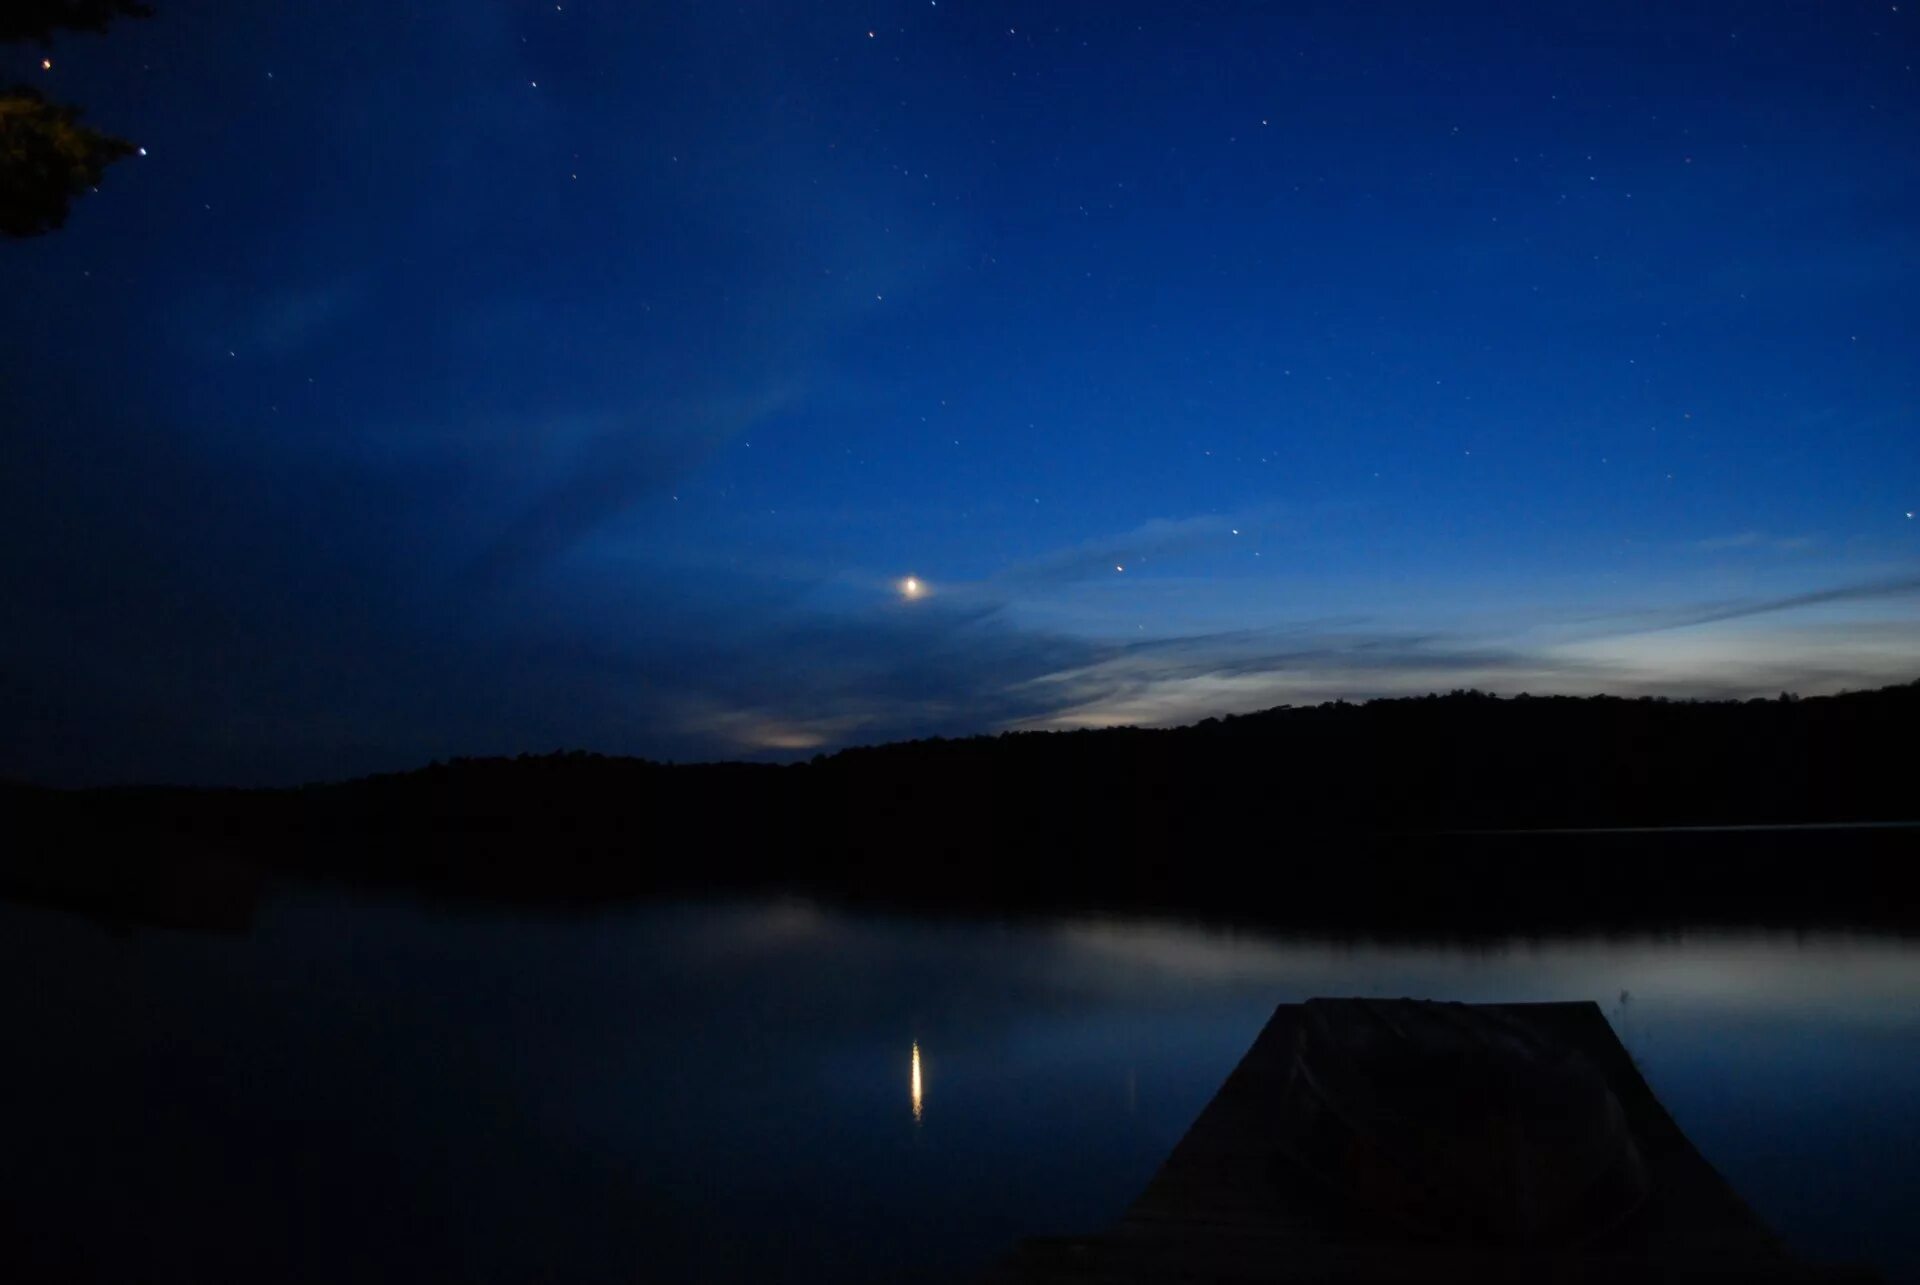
xmin=7 ymin=680 xmax=1918 ymax=930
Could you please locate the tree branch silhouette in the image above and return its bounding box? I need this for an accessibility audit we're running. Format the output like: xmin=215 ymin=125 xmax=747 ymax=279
xmin=0 ymin=2 xmax=152 ymax=47
xmin=1 ymin=1 xmax=149 ymax=237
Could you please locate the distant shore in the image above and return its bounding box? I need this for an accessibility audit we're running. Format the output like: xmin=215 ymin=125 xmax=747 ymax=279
xmin=5 ymin=681 xmax=1917 ymax=935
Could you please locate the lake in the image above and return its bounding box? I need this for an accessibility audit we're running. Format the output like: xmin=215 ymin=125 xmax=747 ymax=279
xmin=3 ymin=886 xmax=1917 ymax=1282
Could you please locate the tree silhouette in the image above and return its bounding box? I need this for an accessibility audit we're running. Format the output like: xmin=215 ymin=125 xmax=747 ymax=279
xmin=0 ymin=86 xmax=134 ymax=235
xmin=0 ymin=2 xmax=151 ymax=47
xmin=1 ymin=1 xmax=148 ymax=237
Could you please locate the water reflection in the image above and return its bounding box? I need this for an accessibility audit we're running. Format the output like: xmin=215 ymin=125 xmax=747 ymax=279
xmin=0 ymin=890 xmax=1914 ymax=1284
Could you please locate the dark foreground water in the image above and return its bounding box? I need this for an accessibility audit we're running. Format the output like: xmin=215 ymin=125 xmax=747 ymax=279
xmin=3 ymin=886 xmax=1918 ymax=1283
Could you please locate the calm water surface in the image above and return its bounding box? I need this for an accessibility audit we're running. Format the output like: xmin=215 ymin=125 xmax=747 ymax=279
xmin=4 ymin=886 xmax=1917 ymax=1283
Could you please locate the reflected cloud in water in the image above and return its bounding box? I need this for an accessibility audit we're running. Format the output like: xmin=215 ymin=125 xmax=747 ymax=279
xmin=1044 ymin=917 xmax=1920 ymax=1026
xmin=1 ymin=890 xmax=1915 ymax=1283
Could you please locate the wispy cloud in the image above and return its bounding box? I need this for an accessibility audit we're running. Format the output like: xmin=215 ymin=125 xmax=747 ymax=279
xmin=662 ymin=535 xmax=1920 ymax=757
xmin=251 ymin=277 xmax=373 ymax=355
xmin=995 ymin=511 xmax=1274 ymax=588
xmin=1596 ymin=573 xmax=1920 ymax=637
xmin=180 ymin=276 xmax=374 ymax=361
xmin=1008 ymin=631 xmax=1607 ymax=733
xmin=1693 ymin=531 xmax=1816 ymax=553
xmin=469 ymin=388 xmax=796 ymax=583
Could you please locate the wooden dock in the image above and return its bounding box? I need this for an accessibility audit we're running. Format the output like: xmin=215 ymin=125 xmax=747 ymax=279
xmin=983 ymin=1001 xmax=1876 ymax=1283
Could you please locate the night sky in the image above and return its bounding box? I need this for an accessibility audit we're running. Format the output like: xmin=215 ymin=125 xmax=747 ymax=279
xmin=4 ymin=1 xmax=1917 ymax=786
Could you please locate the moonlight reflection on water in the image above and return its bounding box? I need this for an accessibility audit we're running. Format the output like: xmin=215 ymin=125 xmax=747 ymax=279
xmin=1 ymin=889 xmax=1915 ymax=1283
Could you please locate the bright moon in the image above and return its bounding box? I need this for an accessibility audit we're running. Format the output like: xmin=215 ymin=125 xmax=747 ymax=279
xmin=900 ymin=576 xmax=927 ymax=599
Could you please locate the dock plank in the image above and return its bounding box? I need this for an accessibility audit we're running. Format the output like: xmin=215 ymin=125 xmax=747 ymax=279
xmin=983 ymin=1001 xmax=1873 ymax=1283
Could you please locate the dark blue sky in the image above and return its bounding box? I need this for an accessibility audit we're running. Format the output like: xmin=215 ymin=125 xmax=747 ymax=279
xmin=4 ymin=1 xmax=1917 ymax=785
